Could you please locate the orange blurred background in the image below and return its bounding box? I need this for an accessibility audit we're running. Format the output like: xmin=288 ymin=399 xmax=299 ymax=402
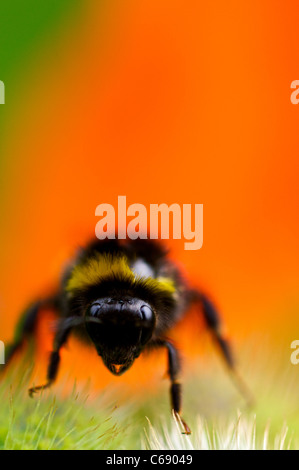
xmin=0 ymin=0 xmax=298 ymax=390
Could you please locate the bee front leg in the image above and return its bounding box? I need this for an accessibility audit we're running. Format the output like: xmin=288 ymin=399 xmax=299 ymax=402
xmin=149 ymin=339 xmax=191 ymax=435
xmin=28 ymin=350 xmax=61 ymax=397
xmin=28 ymin=317 xmax=73 ymax=397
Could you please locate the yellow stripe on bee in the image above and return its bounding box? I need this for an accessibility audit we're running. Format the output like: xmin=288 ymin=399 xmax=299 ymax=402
xmin=156 ymin=277 xmax=176 ymax=294
xmin=66 ymin=253 xmax=134 ymax=292
xmin=66 ymin=253 xmax=176 ymax=295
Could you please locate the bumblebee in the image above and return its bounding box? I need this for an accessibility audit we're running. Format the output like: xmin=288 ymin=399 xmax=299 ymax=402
xmin=1 ymin=238 xmax=250 ymax=434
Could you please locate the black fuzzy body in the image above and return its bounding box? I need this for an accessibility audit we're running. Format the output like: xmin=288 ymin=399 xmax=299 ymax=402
xmin=61 ymin=238 xmax=192 ymax=343
xmin=2 ymin=237 xmax=242 ymax=434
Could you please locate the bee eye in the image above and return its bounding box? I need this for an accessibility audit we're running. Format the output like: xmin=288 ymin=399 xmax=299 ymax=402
xmin=89 ymin=303 xmax=101 ymax=317
xmin=140 ymin=305 xmax=153 ymax=321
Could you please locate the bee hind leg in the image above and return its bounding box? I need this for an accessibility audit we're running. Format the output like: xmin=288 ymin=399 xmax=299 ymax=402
xmin=190 ymin=289 xmax=254 ymax=407
xmin=1 ymin=296 xmax=58 ymax=371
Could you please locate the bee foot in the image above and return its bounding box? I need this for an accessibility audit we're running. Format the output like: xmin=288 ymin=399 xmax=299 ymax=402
xmin=28 ymin=383 xmax=50 ymax=398
xmin=174 ymin=411 xmax=192 ymax=435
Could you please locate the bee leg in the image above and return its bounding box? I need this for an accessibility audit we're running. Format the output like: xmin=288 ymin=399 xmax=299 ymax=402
xmin=28 ymin=317 xmax=72 ymax=397
xmin=190 ymin=290 xmax=254 ymax=406
xmin=150 ymin=339 xmax=191 ymax=435
xmin=1 ymin=296 xmax=58 ymax=371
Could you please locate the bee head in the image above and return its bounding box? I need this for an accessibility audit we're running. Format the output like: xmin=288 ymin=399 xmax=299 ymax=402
xmin=84 ymin=297 xmax=156 ymax=376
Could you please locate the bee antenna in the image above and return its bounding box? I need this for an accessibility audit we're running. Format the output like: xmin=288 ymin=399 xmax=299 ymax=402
xmin=84 ymin=317 xmax=103 ymax=325
xmin=58 ymin=316 xmax=103 ymax=332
